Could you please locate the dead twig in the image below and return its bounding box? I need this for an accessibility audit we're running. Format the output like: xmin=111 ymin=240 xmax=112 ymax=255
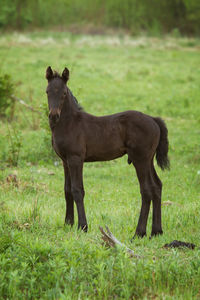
xmin=10 ymin=95 xmax=42 ymax=115
xmin=99 ymin=226 xmax=141 ymax=258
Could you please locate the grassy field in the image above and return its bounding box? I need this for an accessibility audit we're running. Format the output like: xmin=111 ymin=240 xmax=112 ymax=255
xmin=0 ymin=32 xmax=200 ymax=299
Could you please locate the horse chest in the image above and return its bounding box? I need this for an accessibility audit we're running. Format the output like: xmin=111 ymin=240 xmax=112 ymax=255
xmin=52 ymin=136 xmax=66 ymax=159
xmin=52 ymin=132 xmax=83 ymax=160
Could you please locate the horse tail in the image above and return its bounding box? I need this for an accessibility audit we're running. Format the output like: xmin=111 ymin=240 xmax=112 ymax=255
xmin=153 ymin=117 xmax=170 ymax=171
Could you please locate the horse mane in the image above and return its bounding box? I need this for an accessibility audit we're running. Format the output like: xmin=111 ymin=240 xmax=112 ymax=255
xmin=52 ymin=70 xmax=83 ymax=111
xmin=68 ymin=89 xmax=83 ymax=111
xmin=52 ymin=71 xmax=61 ymax=79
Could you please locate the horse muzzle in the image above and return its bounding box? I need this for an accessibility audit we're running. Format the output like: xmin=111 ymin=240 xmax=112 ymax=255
xmin=49 ymin=108 xmax=61 ymax=126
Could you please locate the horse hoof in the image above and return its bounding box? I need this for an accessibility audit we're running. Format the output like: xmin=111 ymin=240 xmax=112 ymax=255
xmin=64 ymin=220 xmax=74 ymax=227
xmin=150 ymin=230 xmax=163 ymax=239
xmin=79 ymin=224 xmax=88 ymax=232
xmin=131 ymin=232 xmax=146 ymax=242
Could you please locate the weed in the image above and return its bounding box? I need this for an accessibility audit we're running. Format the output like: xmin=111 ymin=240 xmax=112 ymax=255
xmin=6 ymin=124 xmax=22 ymax=167
xmin=0 ymin=73 xmax=15 ymax=120
xmin=29 ymin=197 xmax=40 ymax=223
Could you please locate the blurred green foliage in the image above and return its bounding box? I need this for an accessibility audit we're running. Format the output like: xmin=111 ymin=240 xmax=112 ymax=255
xmin=6 ymin=125 xmax=22 ymax=167
xmin=0 ymin=0 xmax=200 ymax=35
xmin=0 ymin=73 xmax=14 ymax=119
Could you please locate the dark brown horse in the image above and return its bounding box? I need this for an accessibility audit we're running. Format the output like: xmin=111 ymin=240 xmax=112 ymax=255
xmin=45 ymin=66 xmax=170 ymax=238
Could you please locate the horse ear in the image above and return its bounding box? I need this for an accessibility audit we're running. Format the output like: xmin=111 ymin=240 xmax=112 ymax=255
xmin=62 ymin=67 xmax=69 ymax=83
xmin=46 ymin=66 xmax=53 ymax=81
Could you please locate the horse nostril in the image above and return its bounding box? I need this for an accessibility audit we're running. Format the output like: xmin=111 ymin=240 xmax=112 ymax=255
xmin=49 ymin=112 xmax=60 ymax=123
xmin=55 ymin=114 xmax=59 ymax=122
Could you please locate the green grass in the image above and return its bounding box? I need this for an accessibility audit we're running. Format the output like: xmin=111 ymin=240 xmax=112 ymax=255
xmin=0 ymin=32 xmax=200 ymax=299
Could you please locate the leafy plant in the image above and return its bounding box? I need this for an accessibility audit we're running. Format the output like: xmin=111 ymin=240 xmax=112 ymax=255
xmin=29 ymin=197 xmax=40 ymax=223
xmin=6 ymin=124 xmax=22 ymax=167
xmin=0 ymin=73 xmax=15 ymax=120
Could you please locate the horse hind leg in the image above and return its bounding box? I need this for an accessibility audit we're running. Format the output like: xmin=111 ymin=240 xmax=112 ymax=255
xmin=133 ymin=161 xmax=153 ymax=238
xmin=150 ymin=165 xmax=163 ymax=237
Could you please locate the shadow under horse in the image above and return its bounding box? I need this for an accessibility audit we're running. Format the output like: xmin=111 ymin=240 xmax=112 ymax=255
xmin=45 ymin=66 xmax=170 ymax=238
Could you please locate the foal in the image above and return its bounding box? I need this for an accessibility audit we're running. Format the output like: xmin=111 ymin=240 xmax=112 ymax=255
xmin=45 ymin=66 xmax=170 ymax=238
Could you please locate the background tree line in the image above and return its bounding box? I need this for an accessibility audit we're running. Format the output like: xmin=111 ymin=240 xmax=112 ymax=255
xmin=0 ymin=0 xmax=200 ymax=35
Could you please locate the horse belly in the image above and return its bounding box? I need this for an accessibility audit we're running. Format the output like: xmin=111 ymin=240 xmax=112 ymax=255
xmin=85 ymin=140 xmax=126 ymax=162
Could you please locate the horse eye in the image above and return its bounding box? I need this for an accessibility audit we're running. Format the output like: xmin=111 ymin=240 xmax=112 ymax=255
xmin=63 ymin=92 xmax=67 ymax=96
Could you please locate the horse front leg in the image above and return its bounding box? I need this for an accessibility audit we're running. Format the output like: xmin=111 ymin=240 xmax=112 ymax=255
xmin=68 ymin=156 xmax=88 ymax=232
xmin=63 ymin=162 xmax=74 ymax=226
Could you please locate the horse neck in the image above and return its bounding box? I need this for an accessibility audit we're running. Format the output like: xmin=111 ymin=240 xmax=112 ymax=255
xmin=60 ymin=91 xmax=79 ymax=121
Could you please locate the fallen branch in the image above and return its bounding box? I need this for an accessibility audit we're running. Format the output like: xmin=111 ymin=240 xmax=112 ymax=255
xmin=99 ymin=226 xmax=197 ymax=259
xmin=10 ymin=95 xmax=42 ymax=115
xmin=99 ymin=226 xmax=141 ymax=258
